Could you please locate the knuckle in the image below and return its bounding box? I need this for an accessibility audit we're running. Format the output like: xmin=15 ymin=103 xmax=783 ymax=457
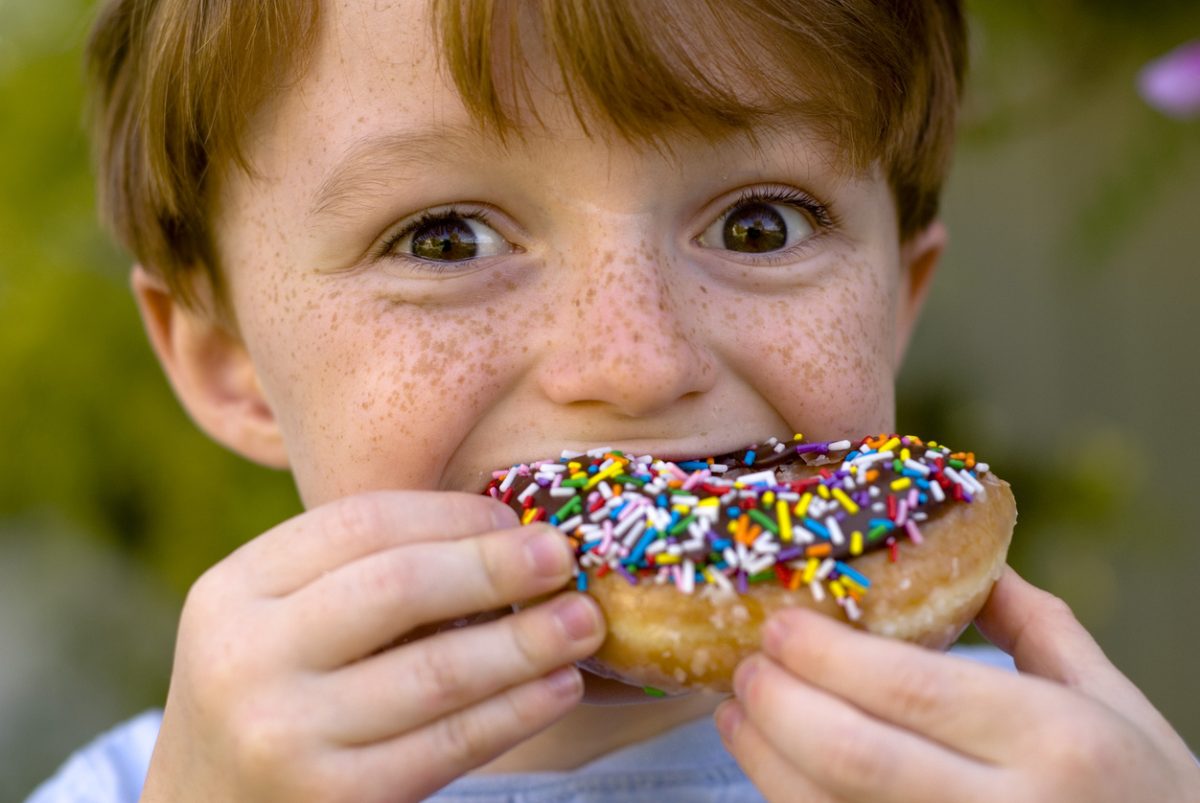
xmin=331 ymin=493 xmax=387 ymax=544
xmin=885 ymin=665 xmax=942 ymax=723
xmin=433 ymin=710 xmax=489 ymax=766
xmin=411 ymin=642 xmax=470 ymax=711
xmin=819 ymin=717 xmax=890 ymax=790
xmin=359 ymin=549 xmax=419 ymax=602
xmin=230 ymin=696 xmax=298 ymax=778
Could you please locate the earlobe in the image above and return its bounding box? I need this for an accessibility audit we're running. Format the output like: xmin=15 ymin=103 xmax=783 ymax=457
xmin=893 ymin=220 xmax=947 ymax=369
xmin=131 ymin=266 xmax=290 ymax=469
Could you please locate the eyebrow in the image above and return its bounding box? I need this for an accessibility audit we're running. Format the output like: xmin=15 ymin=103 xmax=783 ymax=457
xmin=307 ymin=126 xmax=484 ymax=222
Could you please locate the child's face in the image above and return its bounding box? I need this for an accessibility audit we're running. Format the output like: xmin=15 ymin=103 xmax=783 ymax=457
xmin=203 ymin=0 xmax=938 ymax=508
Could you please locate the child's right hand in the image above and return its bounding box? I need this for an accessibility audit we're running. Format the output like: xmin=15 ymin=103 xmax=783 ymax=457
xmin=138 ymin=491 xmax=605 ymax=802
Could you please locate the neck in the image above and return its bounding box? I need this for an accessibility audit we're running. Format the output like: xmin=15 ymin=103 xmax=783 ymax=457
xmin=477 ymin=676 xmax=725 ymax=773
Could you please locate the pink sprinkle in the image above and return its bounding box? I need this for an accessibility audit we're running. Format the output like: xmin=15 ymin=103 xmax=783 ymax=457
xmin=905 ymin=519 xmax=924 ymax=544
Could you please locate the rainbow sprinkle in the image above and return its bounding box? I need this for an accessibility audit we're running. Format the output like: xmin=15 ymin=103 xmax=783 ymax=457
xmin=483 ymin=434 xmax=991 ymax=622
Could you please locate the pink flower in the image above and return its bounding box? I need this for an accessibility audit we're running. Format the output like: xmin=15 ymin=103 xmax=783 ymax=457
xmin=1139 ymin=40 xmax=1200 ymax=119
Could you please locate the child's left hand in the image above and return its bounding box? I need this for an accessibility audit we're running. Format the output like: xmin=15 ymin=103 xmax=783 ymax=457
xmin=716 ymin=567 xmax=1200 ymax=802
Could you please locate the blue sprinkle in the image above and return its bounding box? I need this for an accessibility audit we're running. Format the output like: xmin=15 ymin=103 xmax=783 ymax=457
xmin=677 ymin=460 xmax=709 ymax=471
xmin=835 ymin=562 xmax=871 ymax=588
xmin=727 ymin=506 xmax=741 ymax=518
xmin=576 ymin=572 xmax=588 ymax=591
xmin=868 ymin=518 xmax=895 ymax=530
xmin=745 ymin=450 xmax=757 ymax=466
xmin=802 ymin=518 xmax=830 ymax=539
xmin=588 ymin=464 xmax=598 ymax=474
xmin=712 ymin=538 xmax=732 ymax=551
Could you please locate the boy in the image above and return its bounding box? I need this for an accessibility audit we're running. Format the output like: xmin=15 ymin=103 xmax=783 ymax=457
xmin=35 ymin=0 xmax=1200 ymax=799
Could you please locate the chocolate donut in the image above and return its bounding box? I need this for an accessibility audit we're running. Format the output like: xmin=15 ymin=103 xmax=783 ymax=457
xmin=484 ymin=434 xmax=1016 ymax=693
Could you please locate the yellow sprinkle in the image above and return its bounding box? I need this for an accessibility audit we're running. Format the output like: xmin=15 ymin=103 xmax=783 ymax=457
xmin=802 ymin=558 xmax=820 ymax=583
xmin=763 ymin=491 xmax=775 ymax=507
xmin=585 ymin=463 xmax=621 ymax=489
xmin=832 ymin=487 xmax=860 ymax=514
xmin=841 ymin=577 xmax=867 ymax=595
xmin=568 ymin=462 xmax=581 ymax=473
xmin=818 ymin=484 xmax=831 ymax=500
xmin=777 ymin=500 xmax=792 ymax=543
xmin=704 ymin=567 xmax=718 ymax=585
xmin=830 ymin=580 xmax=846 ymax=599
xmin=795 ymin=492 xmax=813 ymax=517
xmin=698 ymin=497 xmax=720 ymax=507
xmin=850 ymin=531 xmax=864 ymax=556
xmin=655 ymin=554 xmax=681 ymax=565
xmin=890 ymin=477 xmax=912 ymax=491
xmin=881 ymin=437 xmax=901 ymax=453
xmin=521 ymin=508 xmax=540 ymax=525
xmin=794 ymin=433 xmax=804 ymax=441
xmin=900 ymin=447 xmax=911 ymax=461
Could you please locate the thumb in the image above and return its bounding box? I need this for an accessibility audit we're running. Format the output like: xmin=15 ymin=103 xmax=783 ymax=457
xmin=976 ymin=566 xmax=1183 ymax=746
xmin=975 ymin=565 xmax=1111 ymax=686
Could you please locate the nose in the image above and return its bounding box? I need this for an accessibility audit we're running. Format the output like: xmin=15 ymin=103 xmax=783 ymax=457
xmin=535 ymin=242 xmax=717 ymax=418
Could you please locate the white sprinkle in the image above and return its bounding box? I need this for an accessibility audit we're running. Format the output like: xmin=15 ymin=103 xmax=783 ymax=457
xmin=844 ymin=597 xmax=862 ymax=621
xmin=828 ymin=440 xmax=852 ymax=451
xmin=560 ymin=449 xmax=584 ymax=459
xmin=826 ymin=516 xmax=845 ymax=546
xmin=809 ymin=580 xmax=826 ymax=603
xmin=681 ymin=560 xmax=696 ymax=594
xmin=903 ymin=459 xmax=931 ymax=476
xmin=549 ymin=486 xmax=576 ymax=498
xmin=816 ymin=558 xmax=836 ymax=580
xmin=558 ymin=515 xmax=582 ymax=532
xmin=738 ymin=469 xmax=778 ymax=486
xmin=517 ymin=483 xmax=539 ymax=504
xmin=498 ymin=468 xmax=517 ymax=493
xmin=929 ymin=482 xmax=945 ymax=502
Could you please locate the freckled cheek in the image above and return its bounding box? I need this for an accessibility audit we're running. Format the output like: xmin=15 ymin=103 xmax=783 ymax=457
xmin=732 ymin=280 xmax=898 ymax=436
xmin=261 ymin=301 xmax=526 ymax=496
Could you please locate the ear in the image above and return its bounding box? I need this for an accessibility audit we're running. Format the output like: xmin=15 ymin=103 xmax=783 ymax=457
xmin=893 ymin=219 xmax=947 ymax=369
xmin=131 ymin=266 xmax=289 ymax=469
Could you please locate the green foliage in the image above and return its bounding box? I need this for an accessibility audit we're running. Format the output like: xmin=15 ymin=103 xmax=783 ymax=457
xmin=0 ymin=0 xmax=300 ymax=593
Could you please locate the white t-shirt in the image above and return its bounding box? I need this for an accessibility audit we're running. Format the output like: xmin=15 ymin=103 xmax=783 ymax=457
xmin=27 ymin=645 xmax=1015 ymax=802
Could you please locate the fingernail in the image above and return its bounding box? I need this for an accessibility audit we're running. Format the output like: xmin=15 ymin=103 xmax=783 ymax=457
xmin=554 ymin=595 xmax=601 ymax=641
xmin=544 ymin=666 xmax=583 ymax=699
xmin=525 ymin=528 xmax=570 ymax=576
xmin=733 ymin=657 xmax=759 ymax=697
xmin=715 ymin=700 xmax=744 ymax=741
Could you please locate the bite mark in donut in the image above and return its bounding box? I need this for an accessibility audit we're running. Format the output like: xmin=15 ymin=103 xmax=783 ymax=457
xmin=484 ymin=434 xmax=1016 ymax=692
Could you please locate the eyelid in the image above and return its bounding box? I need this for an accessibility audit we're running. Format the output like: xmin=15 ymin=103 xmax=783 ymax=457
xmin=372 ymin=202 xmax=522 ymax=264
xmin=694 ymin=184 xmax=839 ymax=265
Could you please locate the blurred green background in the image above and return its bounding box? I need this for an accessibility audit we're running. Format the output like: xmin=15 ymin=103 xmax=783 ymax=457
xmin=2 ymin=0 xmax=1198 ymax=797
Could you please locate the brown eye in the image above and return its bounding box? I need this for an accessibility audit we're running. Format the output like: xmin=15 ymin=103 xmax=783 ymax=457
xmin=723 ymin=202 xmax=787 ymax=253
xmin=699 ymin=196 xmax=817 ymax=256
xmin=391 ymin=211 xmax=511 ymax=263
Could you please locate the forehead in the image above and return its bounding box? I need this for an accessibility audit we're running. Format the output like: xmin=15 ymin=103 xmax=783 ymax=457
xmin=265 ymin=0 xmax=858 ymax=170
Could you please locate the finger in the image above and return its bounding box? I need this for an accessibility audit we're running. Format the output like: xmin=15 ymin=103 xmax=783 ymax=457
xmin=321 ymin=593 xmax=604 ymax=743
xmin=976 ymin=566 xmax=1189 ymax=749
xmin=716 ymin=700 xmax=842 ymax=803
xmin=734 ymin=654 xmax=999 ymax=803
xmin=344 ymin=665 xmax=585 ymax=798
xmin=284 ymin=524 xmax=576 ymax=667
xmin=761 ymin=606 xmax=1034 ymax=763
xmin=231 ymin=491 xmax=520 ymax=597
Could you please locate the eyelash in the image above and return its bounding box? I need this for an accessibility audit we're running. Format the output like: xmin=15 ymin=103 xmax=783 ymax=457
xmin=374 ymin=204 xmax=500 ymax=272
xmin=373 ymin=187 xmax=838 ymax=270
xmin=708 ymin=186 xmax=838 ymax=264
